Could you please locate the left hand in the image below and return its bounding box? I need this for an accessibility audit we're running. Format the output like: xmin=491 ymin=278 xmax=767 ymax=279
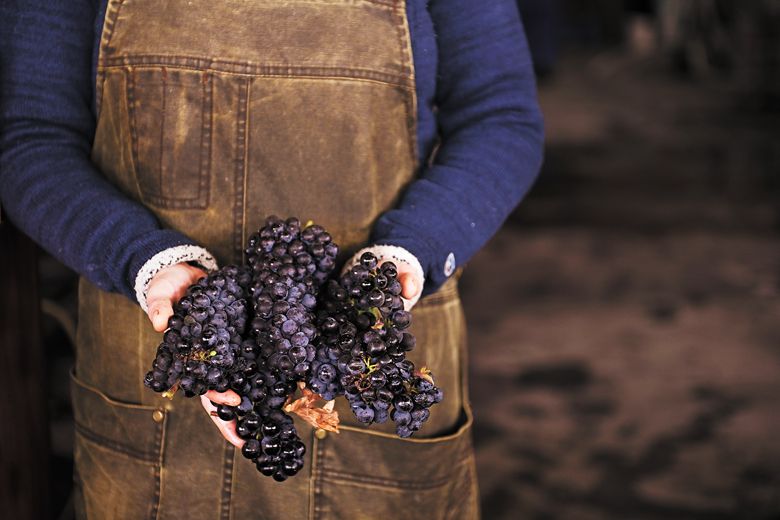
xmin=200 ymin=390 xmax=245 ymax=448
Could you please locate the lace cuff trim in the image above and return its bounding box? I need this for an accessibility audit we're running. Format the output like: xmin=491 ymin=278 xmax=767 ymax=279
xmin=134 ymin=245 xmax=218 ymax=312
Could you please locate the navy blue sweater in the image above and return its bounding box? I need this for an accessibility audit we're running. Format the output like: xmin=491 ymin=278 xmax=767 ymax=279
xmin=0 ymin=0 xmax=543 ymax=300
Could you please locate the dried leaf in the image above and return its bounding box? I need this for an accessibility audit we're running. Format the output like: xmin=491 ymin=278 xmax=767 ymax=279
xmin=415 ymin=366 xmax=435 ymax=385
xmin=284 ymin=386 xmax=340 ymax=433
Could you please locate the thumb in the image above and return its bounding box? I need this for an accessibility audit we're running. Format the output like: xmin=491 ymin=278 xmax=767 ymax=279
xmin=205 ymin=389 xmax=242 ymax=407
xmin=399 ymin=272 xmax=420 ymax=300
xmin=148 ymin=299 xmax=174 ymax=332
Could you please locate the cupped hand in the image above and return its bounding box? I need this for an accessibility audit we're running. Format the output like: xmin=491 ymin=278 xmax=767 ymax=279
xmin=145 ymin=262 xmax=207 ymax=332
xmin=344 ymin=246 xmax=424 ymax=310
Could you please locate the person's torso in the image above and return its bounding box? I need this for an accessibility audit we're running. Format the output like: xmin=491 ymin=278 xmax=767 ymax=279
xmin=73 ymin=3 xmax=477 ymax=518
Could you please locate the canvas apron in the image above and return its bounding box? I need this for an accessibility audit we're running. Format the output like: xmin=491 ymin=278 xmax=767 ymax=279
xmin=72 ymin=1 xmax=479 ymax=518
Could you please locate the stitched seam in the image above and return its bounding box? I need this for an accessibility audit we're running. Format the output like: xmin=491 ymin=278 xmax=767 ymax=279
xmin=308 ymin=432 xmax=317 ymax=520
xmin=313 ymin=433 xmax=325 ymax=520
xmin=159 ymin=67 xmax=167 ymax=196
xmin=233 ymin=78 xmax=250 ymax=262
xmin=104 ymin=65 xmax=415 ymax=92
xmin=241 ymin=78 xmax=252 ymax=262
xmin=200 ymin=72 xmax=214 ymax=206
xmin=150 ymin=411 xmax=165 ymax=520
xmin=71 ymin=370 xmax=159 ymax=410
xmin=140 ymin=195 xmax=210 ymax=207
xmin=100 ymin=0 xmax=125 ymax=63
xmin=102 ymin=57 xmax=414 ymax=89
xmin=126 ymin=67 xmax=147 ymax=202
xmin=220 ymin=442 xmax=235 ymax=520
xmin=316 ymin=477 xmax=440 ymax=493
xmin=150 ymin=465 xmax=161 ymax=520
xmin=391 ymin=0 xmax=419 ymax=171
xmin=364 ymin=0 xmax=399 ymax=7
xmin=320 ymin=460 xmax=468 ymax=490
xmin=75 ymin=422 xmax=160 ymax=463
xmin=95 ymin=0 xmax=125 ymax=117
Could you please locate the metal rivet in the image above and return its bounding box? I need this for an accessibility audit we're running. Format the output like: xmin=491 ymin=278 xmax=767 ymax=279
xmin=315 ymin=428 xmax=327 ymax=440
xmin=152 ymin=409 xmax=165 ymax=423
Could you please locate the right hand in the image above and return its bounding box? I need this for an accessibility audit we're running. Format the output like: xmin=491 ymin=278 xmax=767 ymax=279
xmin=144 ymin=262 xmax=245 ymax=448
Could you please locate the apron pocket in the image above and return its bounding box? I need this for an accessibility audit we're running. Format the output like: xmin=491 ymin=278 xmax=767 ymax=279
xmin=314 ymin=404 xmax=479 ymax=520
xmin=70 ymin=370 xmax=165 ymax=519
xmin=127 ymin=67 xmax=212 ymax=209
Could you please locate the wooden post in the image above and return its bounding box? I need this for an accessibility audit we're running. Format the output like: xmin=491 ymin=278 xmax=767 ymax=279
xmin=0 ymin=221 xmax=50 ymax=520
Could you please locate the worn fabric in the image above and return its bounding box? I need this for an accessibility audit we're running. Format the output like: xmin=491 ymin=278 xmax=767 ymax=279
xmin=73 ymin=1 xmax=479 ymax=518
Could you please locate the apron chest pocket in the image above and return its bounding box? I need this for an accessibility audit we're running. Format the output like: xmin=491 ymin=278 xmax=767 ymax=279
xmin=70 ymin=370 xmax=165 ymax=519
xmin=127 ymin=67 xmax=212 ymax=209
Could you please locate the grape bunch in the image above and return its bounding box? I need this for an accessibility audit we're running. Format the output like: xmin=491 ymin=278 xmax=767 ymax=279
xmin=144 ymin=265 xmax=252 ymax=397
xmin=244 ymin=216 xmax=337 ymax=383
xmin=310 ymin=252 xmax=443 ymax=437
xmin=217 ymin=216 xmax=339 ymax=481
xmin=238 ymin=410 xmax=306 ymax=481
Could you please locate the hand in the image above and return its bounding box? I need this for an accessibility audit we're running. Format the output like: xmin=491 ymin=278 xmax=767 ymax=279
xmin=200 ymin=391 xmax=245 ymax=448
xmin=144 ymin=262 xmax=207 ymax=332
xmin=345 ymin=245 xmax=425 ymax=310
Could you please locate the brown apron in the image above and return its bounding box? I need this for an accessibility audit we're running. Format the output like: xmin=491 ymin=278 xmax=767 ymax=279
xmin=73 ymin=1 xmax=479 ymax=518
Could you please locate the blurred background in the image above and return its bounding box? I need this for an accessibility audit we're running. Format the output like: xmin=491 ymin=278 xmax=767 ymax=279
xmin=2 ymin=0 xmax=778 ymax=519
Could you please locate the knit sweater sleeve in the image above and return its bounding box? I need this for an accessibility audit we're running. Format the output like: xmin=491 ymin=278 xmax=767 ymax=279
xmin=372 ymin=0 xmax=544 ymax=293
xmin=0 ymin=0 xmax=201 ymax=300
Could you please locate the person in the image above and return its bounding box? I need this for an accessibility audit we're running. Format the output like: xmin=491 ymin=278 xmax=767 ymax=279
xmin=0 ymin=0 xmax=543 ymax=518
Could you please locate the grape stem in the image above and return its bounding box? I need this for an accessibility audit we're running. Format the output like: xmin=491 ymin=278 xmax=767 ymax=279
xmin=362 ymin=355 xmax=379 ymax=374
xmin=161 ymin=381 xmax=179 ymax=400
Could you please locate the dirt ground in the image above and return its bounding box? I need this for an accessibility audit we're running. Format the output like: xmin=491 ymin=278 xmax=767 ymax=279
xmin=461 ymin=51 xmax=780 ymax=519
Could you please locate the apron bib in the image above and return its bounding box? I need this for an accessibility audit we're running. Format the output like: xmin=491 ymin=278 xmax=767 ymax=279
xmin=73 ymin=1 xmax=478 ymax=518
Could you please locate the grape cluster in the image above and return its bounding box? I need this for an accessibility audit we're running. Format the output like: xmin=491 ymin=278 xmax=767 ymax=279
xmin=231 ymin=216 xmax=337 ymax=480
xmin=310 ymin=252 xmax=443 ymax=437
xmin=245 ymin=216 xmax=336 ymax=383
xmin=144 ymin=265 xmax=252 ymax=397
xmin=238 ymin=410 xmax=306 ymax=480
xmin=144 ymin=218 xmax=444 ymax=481
xmin=144 ymin=217 xmax=338 ymax=481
